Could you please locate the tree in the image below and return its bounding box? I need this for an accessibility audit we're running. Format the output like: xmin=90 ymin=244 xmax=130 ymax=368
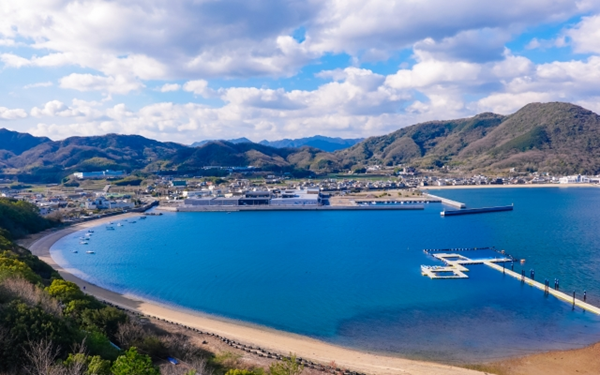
xmin=268 ymin=354 xmax=304 ymax=375
xmin=46 ymin=279 xmax=86 ymax=304
xmin=80 ymin=306 xmax=128 ymax=340
xmin=111 ymin=347 xmax=160 ymax=375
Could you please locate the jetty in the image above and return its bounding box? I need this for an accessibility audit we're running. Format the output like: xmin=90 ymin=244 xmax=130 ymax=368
xmin=421 ymin=248 xmax=600 ymax=315
xmin=441 ymin=204 xmax=513 ymax=216
xmin=425 ymin=193 xmax=466 ymax=208
xmin=163 ymin=204 xmax=425 ymax=212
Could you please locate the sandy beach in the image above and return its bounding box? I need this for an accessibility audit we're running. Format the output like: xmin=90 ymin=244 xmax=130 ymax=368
xmin=26 ymin=213 xmax=482 ymax=375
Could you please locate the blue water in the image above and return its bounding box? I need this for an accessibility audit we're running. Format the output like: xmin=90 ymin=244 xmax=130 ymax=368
xmin=50 ymin=188 xmax=600 ymax=363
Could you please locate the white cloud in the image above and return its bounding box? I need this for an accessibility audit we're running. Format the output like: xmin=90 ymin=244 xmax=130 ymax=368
xmin=566 ymin=14 xmax=600 ymax=54
xmin=0 ymin=107 xmax=27 ymax=120
xmin=23 ymin=81 xmax=53 ymax=89
xmin=159 ymin=83 xmax=181 ymax=92
xmin=59 ymin=73 xmax=144 ymax=94
xmin=183 ymin=80 xmax=211 ymax=97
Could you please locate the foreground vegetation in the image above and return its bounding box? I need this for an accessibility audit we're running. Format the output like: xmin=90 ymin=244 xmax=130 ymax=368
xmin=0 ymin=198 xmax=302 ymax=375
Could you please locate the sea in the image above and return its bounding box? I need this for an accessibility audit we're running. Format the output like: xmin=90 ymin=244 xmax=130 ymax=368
xmin=50 ymin=187 xmax=600 ymax=363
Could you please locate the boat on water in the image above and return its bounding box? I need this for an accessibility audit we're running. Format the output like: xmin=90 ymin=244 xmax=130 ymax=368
xmin=117 ymin=223 xmax=123 ymax=227
xmin=106 ymin=226 xmax=115 ymax=230
xmin=80 ymin=241 xmax=88 ymax=245
xmin=87 ymin=230 xmax=94 ymax=233
xmin=130 ymin=220 xmax=136 ymax=223
xmin=139 ymin=216 xmax=146 ymax=220
xmin=86 ymin=251 xmax=95 ymax=254
xmin=72 ymin=250 xmax=78 ymax=253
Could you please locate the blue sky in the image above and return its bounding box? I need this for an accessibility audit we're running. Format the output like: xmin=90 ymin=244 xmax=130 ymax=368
xmin=1 ymin=0 xmax=600 ymax=144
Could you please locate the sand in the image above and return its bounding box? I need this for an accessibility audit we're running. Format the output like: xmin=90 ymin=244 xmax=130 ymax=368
xmin=27 ymin=213 xmax=481 ymax=375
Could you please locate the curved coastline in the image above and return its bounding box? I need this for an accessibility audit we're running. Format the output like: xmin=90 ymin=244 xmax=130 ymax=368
xmin=28 ymin=213 xmax=481 ymax=375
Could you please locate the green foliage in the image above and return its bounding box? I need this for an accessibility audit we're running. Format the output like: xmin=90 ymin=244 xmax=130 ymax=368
xmin=64 ymin=352 xmax=112 ymax=375
xmin=111 ymin=347 xmax=160 ymax=375
xmin=80 ymin=306 xmax=128 ymax=341
xmin=268 ymin=354 xmax=304 ymax=375
xmin=0 ymin=300 xmax=76 ymax=364
xmin=137 ymin=335 xmax=168 ymax=359
xmin=47 ymin=279 xmax=86 ymax=303
xmin=83 ymin=330 xmax=121 ymax=361
xmin=0 ymin=253 xmax=43 ymax=284
xmin=0 ymin=197 xmax=58 ymax=239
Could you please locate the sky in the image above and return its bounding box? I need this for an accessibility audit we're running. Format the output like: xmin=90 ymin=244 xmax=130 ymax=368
xmin=2 ymin=0 xmax=600 ymax=144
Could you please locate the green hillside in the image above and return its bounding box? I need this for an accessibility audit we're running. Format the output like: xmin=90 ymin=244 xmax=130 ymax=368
xmin=2 ymin=102 xmax=600 ymax=179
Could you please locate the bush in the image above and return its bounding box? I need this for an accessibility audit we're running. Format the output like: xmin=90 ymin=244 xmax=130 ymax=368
xmin=111 ymin=347 xmax=160 ymax=375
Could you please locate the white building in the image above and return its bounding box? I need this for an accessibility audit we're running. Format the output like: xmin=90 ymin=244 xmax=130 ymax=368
xmin=559 ymin=175 xmax=590 ymax=184
xmin=270 ymin=188 xmax=321 ymax=206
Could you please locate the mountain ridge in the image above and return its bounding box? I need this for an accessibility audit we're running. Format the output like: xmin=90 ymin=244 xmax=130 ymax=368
xmin=1 ymin=102 xmax=599 ymax=182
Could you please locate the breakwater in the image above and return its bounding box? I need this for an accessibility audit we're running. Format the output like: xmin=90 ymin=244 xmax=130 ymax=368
xmin=424 ymin=193 xmax=466 ymax=208
xmin=160 ymin=204 xmax=425 ymax=212
xmin=441 ymin=205 xmax=513 ymax=216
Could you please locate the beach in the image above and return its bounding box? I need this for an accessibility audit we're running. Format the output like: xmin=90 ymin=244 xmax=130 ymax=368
xmin=26 ymin=213 xmax=481 ymax=375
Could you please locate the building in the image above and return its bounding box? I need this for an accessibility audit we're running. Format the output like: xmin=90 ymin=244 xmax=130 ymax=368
xmin=170 ymin=180 xmax=187 ymax=187
xmin=270 ymin=188 xmax=322 ymax=206
xmin=559 ymin=175 xmax=590 ymax=184
xmin=73 ymin=170 xmax=126 ymax=179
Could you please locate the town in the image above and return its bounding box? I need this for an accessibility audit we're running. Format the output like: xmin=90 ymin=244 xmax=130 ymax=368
xmin=1 ymin=167 xmax=599 ymax=219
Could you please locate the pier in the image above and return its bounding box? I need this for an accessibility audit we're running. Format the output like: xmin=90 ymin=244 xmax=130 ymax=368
xmin=484 ymin=261 xmax=600 ymax=315
xmin=424 ymin=193 xmax=466 ymax=208
xmin=421 ymin=248 xmax=600 ymax=315
xmin=441 ymin=204 xmax=513 ymax=216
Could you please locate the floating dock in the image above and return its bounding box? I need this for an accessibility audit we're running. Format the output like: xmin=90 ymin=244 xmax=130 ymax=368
xmin=425 ymin=193 xmax=466 ymax=208
xmin=420 ymin=248 xmax=600 ymax=315
xmin=441 ymin=204 xmax=513 ymax=216
xmin=421 ymin=252 xmax=511 ymax=279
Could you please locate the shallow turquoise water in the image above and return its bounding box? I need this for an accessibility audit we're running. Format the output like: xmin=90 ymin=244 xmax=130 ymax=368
xmin=51 ymin=187 xmax=600 ymax=363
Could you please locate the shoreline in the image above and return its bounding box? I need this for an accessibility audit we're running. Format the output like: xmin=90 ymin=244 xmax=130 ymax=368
xmin=420 ymin=183 xmax=599 ymax=190
xmin=27 ymin=213 xmax=481 ymax=375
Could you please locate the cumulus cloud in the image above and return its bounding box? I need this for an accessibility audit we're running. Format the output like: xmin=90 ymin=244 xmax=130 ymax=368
xmin=159 ymin=83 xmax=181 ymax=92
xmin=566 ymin=14 xmax=600 ymax=54
xmin=0 ymin=107 xmax=27 ymax=120
xmin=183 ymin=80 xmax=211 ymax=97
xmin=59 ymin=73 xmax=144 ymax=94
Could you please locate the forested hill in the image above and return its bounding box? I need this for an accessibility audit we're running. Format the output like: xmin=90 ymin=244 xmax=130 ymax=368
xmin=336 ymin=102 xmax=600 ymax=174
xmin=2 ymin=102 xmax=600 ymax=179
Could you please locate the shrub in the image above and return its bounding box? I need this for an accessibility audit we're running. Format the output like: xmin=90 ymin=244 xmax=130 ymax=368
xmin=111 ymin=347 xmax=160 ymax=375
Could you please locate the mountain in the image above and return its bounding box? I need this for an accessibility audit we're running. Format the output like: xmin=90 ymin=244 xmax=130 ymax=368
xmin=5 ymin=134 xmax=185 ymax=182
xmin=191 ymin=137 xmax=253 ymax=147
xmin=337 ymin=102 xmax=600 ymax=174
xmin=1 ymin=102 xmax=599 ymax=182
xmin=0 ymin=128 xmax=51 ymax=156
xmin=260 ymin=135 xmax=363 ymax=152
xmin=167 ymin=141 xmax=339 ymax=174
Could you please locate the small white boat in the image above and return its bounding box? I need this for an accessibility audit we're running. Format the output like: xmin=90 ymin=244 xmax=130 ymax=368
xmin=117 ymin=223 xmax=123 ymax=227
xmin=86 ymin=251 xmax=95 ymax=254
xmin=80 ymin=241 xmax=88 ymax=245
xmin=72 ymin=250 xmax=78 ymax=253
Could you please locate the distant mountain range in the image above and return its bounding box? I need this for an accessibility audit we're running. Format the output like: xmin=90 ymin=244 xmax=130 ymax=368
xmin=192 ymin=135 xmax=363 ymax=152
xmin=1 ymin=102 xmax=599 ymax=183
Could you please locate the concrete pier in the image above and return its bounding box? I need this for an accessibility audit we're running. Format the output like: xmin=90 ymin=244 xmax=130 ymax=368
xmin=425 ymin=193 xmax=466 ymax=209
xmin=441 ymin=205 xmax=514 ymax=216
xmin=484 ymin=261 xmax=600 ymax=315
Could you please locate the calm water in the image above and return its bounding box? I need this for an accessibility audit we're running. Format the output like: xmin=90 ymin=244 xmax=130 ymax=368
xmin=51 ymin=187 xmax=600 ymax=363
